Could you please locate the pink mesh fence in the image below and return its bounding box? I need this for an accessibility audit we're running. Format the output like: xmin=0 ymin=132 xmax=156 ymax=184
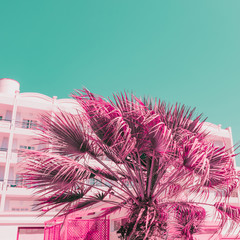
xmin=44 ymin=218 xmax=110 ymax=240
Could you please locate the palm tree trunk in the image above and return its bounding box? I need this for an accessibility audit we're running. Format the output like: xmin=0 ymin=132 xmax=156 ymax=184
xmin=127 ymin=208 xmax=144 ymax=240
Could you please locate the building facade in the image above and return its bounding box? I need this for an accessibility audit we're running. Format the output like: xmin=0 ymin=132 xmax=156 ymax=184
xmin=0 ymin=78 xmax=79 ymax=240
xmin=0 ymin=78 xmax=238 ymax=240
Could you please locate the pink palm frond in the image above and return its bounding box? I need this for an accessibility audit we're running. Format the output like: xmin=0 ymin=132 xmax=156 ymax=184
xmin=172 ymin=203 xmax=206 ymax=240
xmin=40 ymin=111 xmax=101 ymax=157
xmin=215 ymin=202 xmax=240 ymax=222
xmin=204 ymin=145 xmax=237 ymax=195
xmin=73 ymin=89 xmax=136 ymax=162
xmin=95 ymin=205 xmax=123 ymax=219
xmin=144 ymin=97 xmax=207 ymax=142
xmin=214 ymin=202 xmax=240 ymax=236
xmin=20 ymin=150 xmax=90 ymax=191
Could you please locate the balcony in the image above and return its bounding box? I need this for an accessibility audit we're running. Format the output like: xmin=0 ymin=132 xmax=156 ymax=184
xmin=0 ymin=119 xmax=11 ymax=132
xmin=0 ymin=148 xmax=7 ymax=163
xmin=15 ymin=120 xmax=38 ymax=130
xmin=202 ymin=122 xmax=231 ymax=138
xmin=0 ymin=150 xmax=19 ymax=164
xmin=7 ymin=179 xmax=31 ymax=189
xmin=4 ymin=180 xmax=34 ymax=196
xmin=14 ymin=120 xmax=40 ymax=136
xmin=10 ymin=152 xmax=17 ymax=164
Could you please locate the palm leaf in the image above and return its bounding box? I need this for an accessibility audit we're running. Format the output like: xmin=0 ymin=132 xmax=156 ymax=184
xmin=214 ymin=202 xmax=240 ymax=236
xmin=172 ymin=203 xmax=206 ymax=239
xmin=95 ymin=205 xmax=122 ymax=219
xmin=39 ymin=111 xmax=101 ymax=157
xmin=73 ymin=89 xmax=136 ymax=161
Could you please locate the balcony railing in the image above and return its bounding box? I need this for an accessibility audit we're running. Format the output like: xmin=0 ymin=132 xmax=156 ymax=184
xmin=85 ymin=178 xmax=132 ymax=188
xmin=7 ymin=179 xmax=31 ymax=188
xmin=0 ymin=148 xmax=8 ymax=152
xmin=0 ymin=118 xmax=11 ymax=123
xmin=0 ymin=119 xmax=11 ymax=129
xmin=15 ymin=121 xmax=39 ymax=130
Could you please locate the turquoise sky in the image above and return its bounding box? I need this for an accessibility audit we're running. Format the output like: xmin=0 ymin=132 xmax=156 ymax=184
xmin=1 ymin=1 xmax=240 ymax=163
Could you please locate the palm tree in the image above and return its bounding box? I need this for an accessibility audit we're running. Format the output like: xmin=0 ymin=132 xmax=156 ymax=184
xmin=20 ymin=89 xmax=239 ymax=239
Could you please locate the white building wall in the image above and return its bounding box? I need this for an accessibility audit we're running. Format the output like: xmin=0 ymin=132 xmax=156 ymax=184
xmin=0 ymin=226 xmax=18 ymax=240
xmin=0 ymin=78 xmax=237 ymax=240
xmin=0 ymin=79 xmax=61 ymax=240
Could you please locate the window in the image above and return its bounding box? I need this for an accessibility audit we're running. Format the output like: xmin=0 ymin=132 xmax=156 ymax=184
xmin=17 ymin=227 xmax=44 ymax=240
xmin=213 ymin=140 xmax=224 ymax=148
xmin=231 ymin=191 xmax=238 ymax=198
xmin=113 ymin=220 xmax=121 ymax=231
xmin=88 ymin=178 xmax=107 ymax=187
xmin=112 ymin=218 xmax=128 ymax=232
xmin=88 ymin=178 xmax=96 ymax=185
xmin=20 ymin=145 xmax=35 ymax=150
xmin=12 ymin=207 xmax=29 ymax=211
xmin=89 ymin=178 xmax=102 ymax=186
xmin=103 ymin=180 xmax=112 ymax=187
xmin=22 ymin=119 xmax=38 ymax=129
